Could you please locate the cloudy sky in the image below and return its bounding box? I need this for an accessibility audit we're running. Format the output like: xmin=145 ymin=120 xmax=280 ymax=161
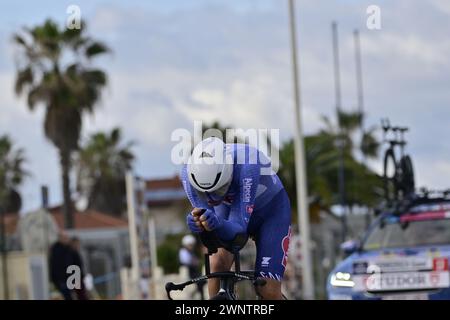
xmin=1 ymin=0 xmax=449 ymax=211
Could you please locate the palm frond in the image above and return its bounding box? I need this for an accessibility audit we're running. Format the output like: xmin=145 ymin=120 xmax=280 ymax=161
xmin=12 ymin=34 xmax=27 ymax=47
xmin=83 ymin=69 xmax=107 ymax=86
xmin=361 ymin=127 xmax=380 ymax=158
xmin=85 ymin=41 xmax=109 ymax=58
xmin=337 ymin=109 xmax=363 ymax=133
xmin=14 ymin=66 xmax=33 ymax=95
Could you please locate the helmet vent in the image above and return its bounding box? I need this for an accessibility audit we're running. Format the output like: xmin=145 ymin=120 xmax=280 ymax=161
xmin=200 ymin=151 xmax=214 ymax=158
xmin=191 ymin=172 xmax=221 ymax=190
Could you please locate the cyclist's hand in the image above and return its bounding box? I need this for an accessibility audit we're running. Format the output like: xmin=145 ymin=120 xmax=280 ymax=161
xmin=187 ymin=213 xmax=204 ymax=233
xmin=199 ymin=210 xmax=222 ymax=231
xmin=191 ymin=207 xmax=205 ymax=217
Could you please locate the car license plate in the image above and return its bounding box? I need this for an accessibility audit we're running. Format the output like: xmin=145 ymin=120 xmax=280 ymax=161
xmin=354 ymin=271 xmax=450 ymax=291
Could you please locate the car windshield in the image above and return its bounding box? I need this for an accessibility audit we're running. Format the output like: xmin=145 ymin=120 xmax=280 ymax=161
xmin=362 ymin=216 xmax=450 ymax=251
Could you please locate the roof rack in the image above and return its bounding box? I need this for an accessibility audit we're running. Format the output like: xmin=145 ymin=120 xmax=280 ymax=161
xmin=416 ymin=187 xmax=450 ymax=200
xmin=376 ymin=189 xmax=450 ymax=217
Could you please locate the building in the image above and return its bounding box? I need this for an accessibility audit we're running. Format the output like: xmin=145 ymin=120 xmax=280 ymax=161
xmin=3 ymin=207 xmax=130 ymax=299
xmin=49 ymin=206 xmax=130 ymax=299
xmin=143 ymin=175 xmax=191 ymax=242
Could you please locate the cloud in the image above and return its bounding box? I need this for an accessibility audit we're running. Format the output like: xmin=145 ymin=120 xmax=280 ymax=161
xmin=415 ymin=159 xmax=450 ymax=190
xmin=430 ymin=0 xmax=450 ymax=16
xmin=362 ymin=33 xmax=450 ymax=73
xmin=1 ymin=0 xmax=450 ymax=211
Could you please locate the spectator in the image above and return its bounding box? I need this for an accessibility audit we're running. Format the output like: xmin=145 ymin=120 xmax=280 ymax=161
xmin=68 ymin=236 xmax=89 ymax=300
xmin=178 ymin=234 xmax=205 ymax=300
xmin=49 ymin=232 xmax=73 ymax=300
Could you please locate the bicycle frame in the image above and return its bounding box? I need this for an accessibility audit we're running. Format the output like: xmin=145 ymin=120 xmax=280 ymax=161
xmin=382 ymin=118 xmax=408 ymax=154
xmin=165 ymin=270 xmax=262 ymax=300
xmin=166 ymin=230 xmax=268 ymax=300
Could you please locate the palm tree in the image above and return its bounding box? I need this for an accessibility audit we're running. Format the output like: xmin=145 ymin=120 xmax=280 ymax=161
xmin=279 ymin=134 xmax=335 ymax=214
xmin=76 ymin=128 xmax=134 ymax=216
xmin=13 ymin=19 xmax=109 ymax=228
xmin=0 ymin=135 xmax=27 ymax=299
xmin=329 ymin=109 xmax=382 ymax=207
xmin=279 ymin=111 xmax=383 ymax=216
xmin=324 ymin=109 xmax=379 ymax=160
xmin=0 ymin=135 xmax=27 ymax=213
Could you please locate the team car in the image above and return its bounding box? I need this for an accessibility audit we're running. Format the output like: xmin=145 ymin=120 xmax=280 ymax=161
xmin=327 ymin=195 xmax=450 ymax=300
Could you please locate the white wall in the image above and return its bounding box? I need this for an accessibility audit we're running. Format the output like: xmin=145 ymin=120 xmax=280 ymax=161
xmin=0 ymin=252 xmax=48 ymax=300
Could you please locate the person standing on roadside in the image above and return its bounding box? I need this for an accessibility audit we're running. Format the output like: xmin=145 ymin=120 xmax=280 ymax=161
xmin=49 ymin=232 xmax=73 ymax=300
xmin=179 ymin=234 xmax=205 ymax=300
xmin=68 ymin=236 xmax=89 ymax=300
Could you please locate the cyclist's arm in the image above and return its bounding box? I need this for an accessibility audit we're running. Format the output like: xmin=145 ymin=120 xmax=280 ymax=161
xmin=215 ymin=163 xmax=260 ymax=241
xmin=180 ymin=165 xmax=208 ymax=209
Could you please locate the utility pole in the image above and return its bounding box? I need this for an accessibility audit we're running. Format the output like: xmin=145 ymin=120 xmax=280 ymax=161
xmin=353 ymin=29 xmax=371 ymax=228
xmin=354 ymin=30 xmax=364 ymax=116
xmin=125 ymin=172 xmax=141 ymax=299
xmin=288 ymin=0 xmax=314 ymax=300
xmin=332 ymin=21 xmax=342 ymax=113
xmin=41 ymin=185 xmax=49 ymax=253
xmin=148 ymin=216 xmax=158 ymax=298
xmin=332 ymin=21 xmax=348 ymax=241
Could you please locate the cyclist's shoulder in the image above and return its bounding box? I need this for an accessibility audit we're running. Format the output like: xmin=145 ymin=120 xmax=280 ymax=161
xmin=179 ymin=165 xmax=196 ymax=195
xmin=180 ymin=164 xmax=189 ymax=179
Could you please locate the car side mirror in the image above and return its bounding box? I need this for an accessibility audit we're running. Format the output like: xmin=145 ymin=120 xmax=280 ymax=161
xmin=340 ymin=239 xmax=360 ymax=255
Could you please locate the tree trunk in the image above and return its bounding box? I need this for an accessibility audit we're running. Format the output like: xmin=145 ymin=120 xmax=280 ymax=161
xmin=60 ymin=149 xmax=74 ymax=229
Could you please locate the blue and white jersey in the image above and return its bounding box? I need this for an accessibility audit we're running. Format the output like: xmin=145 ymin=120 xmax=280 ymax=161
xmin=181 ymin=143 xmax=284 ymax=241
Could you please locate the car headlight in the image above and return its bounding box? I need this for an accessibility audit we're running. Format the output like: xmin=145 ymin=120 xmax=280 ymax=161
xmin=330 ymin=272 xmax=355 ymax=288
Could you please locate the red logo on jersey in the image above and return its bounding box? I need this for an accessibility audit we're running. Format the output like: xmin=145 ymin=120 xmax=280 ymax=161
xmin=281 ymin=226 xmax=291 ymax=268
xmin=207 ymin=194 xmax=235 ymax=207
xmin=223 ymin=195 xmax=235 ymax=205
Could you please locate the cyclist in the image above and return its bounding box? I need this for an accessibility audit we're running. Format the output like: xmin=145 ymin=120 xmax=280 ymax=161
xmin=180 ymin=137 xmax=292 ymax=300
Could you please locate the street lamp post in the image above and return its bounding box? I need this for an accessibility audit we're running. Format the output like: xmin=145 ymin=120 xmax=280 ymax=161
xmin=332 ymin=21 xmax=348 ymax=241
xmin=353 ymin=29 xmax=371 ymax=228
xmin=125 ymin=172 xmax=141 ymax=299
xmin=288 ymin=0 xmax=315 ymax=300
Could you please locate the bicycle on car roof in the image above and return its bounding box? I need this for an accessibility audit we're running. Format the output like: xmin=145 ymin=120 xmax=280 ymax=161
xmin=381 ymin=118 xmax=415 ymax=207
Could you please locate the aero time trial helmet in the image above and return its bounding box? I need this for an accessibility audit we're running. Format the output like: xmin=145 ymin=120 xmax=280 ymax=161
xmin=187 ymin=137 xmax=233 ymax=193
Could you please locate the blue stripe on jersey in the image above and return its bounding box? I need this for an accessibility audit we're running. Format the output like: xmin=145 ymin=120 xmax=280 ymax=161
xmin=181 ymin=143 xmax=285 ymax=241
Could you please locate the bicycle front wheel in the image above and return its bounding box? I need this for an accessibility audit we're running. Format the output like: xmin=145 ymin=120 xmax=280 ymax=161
xmin=400 ymin=155 xmax=415 ymax=196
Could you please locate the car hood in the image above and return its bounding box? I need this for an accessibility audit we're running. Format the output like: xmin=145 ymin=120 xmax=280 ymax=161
xmin=332 ymin=245 xmax=450 ymax=275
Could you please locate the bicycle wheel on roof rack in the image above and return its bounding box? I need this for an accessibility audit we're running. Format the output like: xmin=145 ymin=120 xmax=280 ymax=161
xmin=400 ymin=155 xmax=415 ymax=195
xmin=383 ymin=148 xmax=399 ymax=203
